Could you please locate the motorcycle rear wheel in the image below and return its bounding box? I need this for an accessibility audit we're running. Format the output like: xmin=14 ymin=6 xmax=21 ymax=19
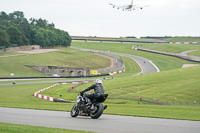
xmin=70 ymin=104 xmax=79 ymax=117
xmin=90 ymin=103 xmax=104 ymax=119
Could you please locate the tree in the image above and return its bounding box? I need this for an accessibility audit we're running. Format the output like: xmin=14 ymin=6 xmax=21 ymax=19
xmin=0 ymin=29 xmax=10 ymax=48
xmin=0 ymin=11 xmax=71 ymax=48
xmin=9 ymin=11 xmax=25 ymax=24
xmin=6 ymin=26 xmax=23 ymax=46
xmin=18 ymin=19 xmax=32 ymax=45
xmin=0 ymin=11 xmax=9 ymax=20
xmin=35 ymin=18 xmax=48 ymax=28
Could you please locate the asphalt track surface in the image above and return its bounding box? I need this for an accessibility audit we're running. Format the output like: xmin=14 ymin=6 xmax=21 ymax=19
xmin=1 ymin=107 xmax=200 ymax=133
xmin=111 ymin=52 xmax=159 ymax=74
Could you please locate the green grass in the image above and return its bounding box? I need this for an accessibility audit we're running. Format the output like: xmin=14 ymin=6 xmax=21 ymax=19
xmin=0 ymin=82 xmax=200 ymax=121
xmin=40 ymin=83 xmax=200 ymax=121
xmin=81 ymin=66 xmax=200 ymax=104
xmin=104 ymin=104 xmax=200 ymax=120
xmin=40 ymin=84 xmax=77 ymax=101
xmin=0 ymin=123 xmax=94 ymax=133
xmin=0 ymin=59 xmax=48 ymax=77
xmin=0 ymin=52 xmax=24 ymax=56
xmin=136 ymin=43 xmax=200 ymax=54
xmin=0 ymin=48 xmax=110 ymax=77
xmin=39 ymin=66 xmax=200 ymax=120
xmin=0 ymin=83 xmax=74 ymax=111
xmin=121 ymin=56 xmax=141 ymax=74
xmin=2 ymin=50 xmax=109 ymax=68
xmin=69 ymin=66 xmax=200 ymax=105
xmin=188 ymin=50 xmax=200 ymax=57
xmin=104 ymin=66 xmax=200 ymax=104
xmin=72 ymin=42 xmax=199 ymax=71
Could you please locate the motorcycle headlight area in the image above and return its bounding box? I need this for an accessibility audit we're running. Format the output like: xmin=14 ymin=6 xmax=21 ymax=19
xmin=77 ymin=96 xmax=81 ymax=103
xmin=77 ymin=98 xmax=80 ymax=103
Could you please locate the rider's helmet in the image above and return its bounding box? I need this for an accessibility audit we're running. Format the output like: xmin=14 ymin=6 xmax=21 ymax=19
xmin=95 ymin=79 xmax=102 ymax=84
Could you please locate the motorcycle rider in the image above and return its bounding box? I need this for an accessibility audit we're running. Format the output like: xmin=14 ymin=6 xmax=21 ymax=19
xmin=80 ymin=79 xmax=104 ymax=108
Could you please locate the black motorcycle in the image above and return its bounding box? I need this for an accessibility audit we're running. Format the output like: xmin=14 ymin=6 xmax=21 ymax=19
xmin=70 ymin=93 xmax=108 ymax=119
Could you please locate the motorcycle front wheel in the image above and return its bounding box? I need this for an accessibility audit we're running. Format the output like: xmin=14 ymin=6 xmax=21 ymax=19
xmin=90 ymin=103 xmax=104 ymax=119
xmin=70 ymin=104 xmax=79 ymax=117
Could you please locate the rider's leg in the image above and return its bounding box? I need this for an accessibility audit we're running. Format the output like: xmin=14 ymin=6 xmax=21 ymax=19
xmin=85 ymin=93 xmax=97 ymax=109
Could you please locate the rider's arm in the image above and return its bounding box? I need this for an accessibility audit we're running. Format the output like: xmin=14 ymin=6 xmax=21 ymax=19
xmin=81 ymin=84 xmax=96 ymax=93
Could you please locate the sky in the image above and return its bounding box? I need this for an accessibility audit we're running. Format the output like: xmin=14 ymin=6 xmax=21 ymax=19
xmin=0 ymin=0 xmax=200 ymax=38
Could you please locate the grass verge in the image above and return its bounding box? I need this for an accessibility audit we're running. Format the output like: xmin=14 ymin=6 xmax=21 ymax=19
xmin=0 ymin=123 xmax=94 ymax=133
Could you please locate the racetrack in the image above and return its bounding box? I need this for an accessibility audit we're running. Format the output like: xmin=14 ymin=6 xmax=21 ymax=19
xmin=111 ymin=52 xmax=159 ymax=74
xmin=0 ymin=107 xmax=199 ymax=133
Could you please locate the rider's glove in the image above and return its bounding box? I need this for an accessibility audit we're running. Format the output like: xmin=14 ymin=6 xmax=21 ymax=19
xmin=80 ymin=91 xmax=84 ymax=96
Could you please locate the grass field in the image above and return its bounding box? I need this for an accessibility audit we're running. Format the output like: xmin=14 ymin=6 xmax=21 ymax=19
xmin=38 ymin=66 xmax=200 ymax=120
xmin=0 ymin=48 xmax=110 ymax=77
xmin=0 ymin=52 xmax=24 ymax=56
xmin=0 ymin=83 xmax=74 ymax=110
xmin=135 ymin=43 xmax=200 ymax=54
xmin=188 ymin=50 xmax=200 ymax=57
xmin=71 ymin=42 xmax=200 ymax=71
xmin=0 ymin=123 xmax=93 ymax=133
xmin=65 ymin=65 xmax=200 ymax=105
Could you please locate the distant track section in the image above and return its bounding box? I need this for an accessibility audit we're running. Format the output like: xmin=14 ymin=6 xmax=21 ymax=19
xmin=71 ymin=47 xmax=159 ymax=74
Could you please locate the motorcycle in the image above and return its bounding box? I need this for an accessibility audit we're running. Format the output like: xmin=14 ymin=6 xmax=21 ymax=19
xmin=70 ymin=93 xmax=108 ymax=119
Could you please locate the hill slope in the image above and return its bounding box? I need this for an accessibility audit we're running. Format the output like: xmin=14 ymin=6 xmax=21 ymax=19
xmin=0 ymin=48 xmax=110 ymax=77
xmin=103 ymin=65 xmax=200 ymax=104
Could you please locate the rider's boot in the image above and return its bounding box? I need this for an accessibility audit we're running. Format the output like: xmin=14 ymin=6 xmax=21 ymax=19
xmin=104 ymin=105 xmax=107 ymax=110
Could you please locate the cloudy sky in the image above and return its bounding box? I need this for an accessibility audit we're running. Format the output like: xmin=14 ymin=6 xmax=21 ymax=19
xmin=0 ymin=0 xmax=200 ymax=38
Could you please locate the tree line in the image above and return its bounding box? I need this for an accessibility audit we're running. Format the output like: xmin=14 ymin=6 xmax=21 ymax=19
xmin=0 ymin=11 xmax=71 ymax=49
